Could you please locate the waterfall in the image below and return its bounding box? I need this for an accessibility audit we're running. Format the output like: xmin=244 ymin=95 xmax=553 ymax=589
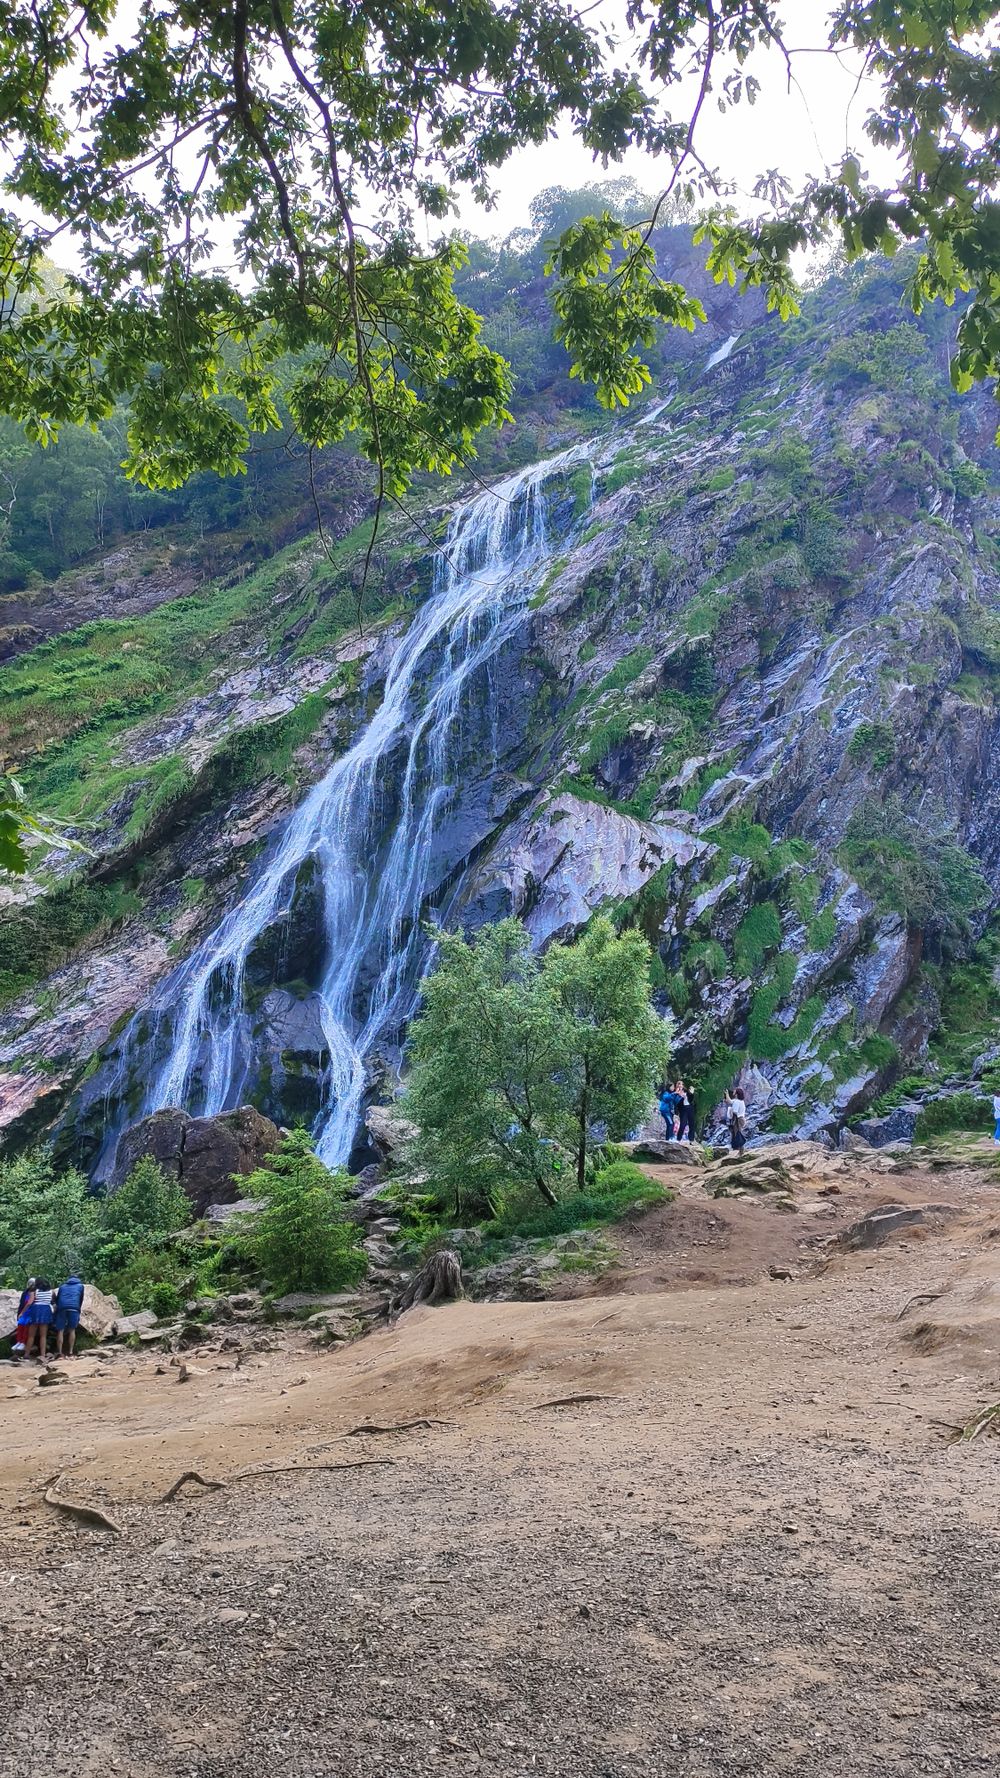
xmin=97 ymin=447 xmax=587 ymax=1173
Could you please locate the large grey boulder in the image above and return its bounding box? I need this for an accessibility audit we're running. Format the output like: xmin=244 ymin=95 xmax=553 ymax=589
xmin=855 ymin=1105 xmax=920 ymax=1147
xmin=111 ymin=1104 xmax=280 ymax=1215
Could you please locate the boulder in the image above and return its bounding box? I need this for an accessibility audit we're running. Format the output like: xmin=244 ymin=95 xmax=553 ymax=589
xmin=855 ymin=1105 xmax=920 ymax=1147
xmin=181 ymin=1107 xmax=280 ymax=1215
xmin=839 ymin=1129 xmax=873 ymax=1153
xmin=79 ymin=1284 xmax=124 ymax=1340
xmin=364 ymin=1103 xmax=418 ymax=1161
xmin=840 ymin=1205 xmax=927 ymax=1249
xmin=628 ymin=1139 xmax=703 ymax=1166
xmin=112 ymin=1310 xmax=158 ymax=1338
xmin=0 ymin=1290 xmax=21 ymax=1343
xmin=112 ymin=1106 xmax=190 ymax=1185
xmin=272 ymin=1290 xmax=366 ymax=1317
xmin=1 ymin=1283 xmax=122 ymax=1345
xmin=111 ymin=1104 xmax=280 ymax=1215
xmin=204 ymin=1197 xmax=265 ymax=1225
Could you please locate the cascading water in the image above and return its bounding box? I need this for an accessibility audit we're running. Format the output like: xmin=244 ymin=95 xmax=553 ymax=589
xmin=95 ymin=447 xmax=588 ymax=1173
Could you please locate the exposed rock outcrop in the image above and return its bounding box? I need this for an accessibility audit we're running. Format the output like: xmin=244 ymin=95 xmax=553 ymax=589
xmin=111 ymin=1105 xmax=280 ymax=1215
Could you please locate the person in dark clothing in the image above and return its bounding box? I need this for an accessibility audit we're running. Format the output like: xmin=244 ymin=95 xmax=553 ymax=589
xmin=676 ymin=1082 xmax=696 ymax=1142
xmin=53 ymin=1274 xmax=85 ymax=1358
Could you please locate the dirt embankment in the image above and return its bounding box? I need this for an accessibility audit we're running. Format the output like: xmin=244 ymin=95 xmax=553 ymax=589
xmin=2 ymin=1146 xmax=999 ymax=1777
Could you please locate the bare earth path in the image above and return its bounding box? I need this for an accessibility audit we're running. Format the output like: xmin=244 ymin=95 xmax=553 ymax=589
xmin=2 ymin=1153 xmax=1000 ymax=1777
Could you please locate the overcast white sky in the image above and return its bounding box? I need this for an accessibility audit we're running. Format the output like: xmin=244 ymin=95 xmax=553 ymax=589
xmin=455 ymin=0 xmax=898 ymax=242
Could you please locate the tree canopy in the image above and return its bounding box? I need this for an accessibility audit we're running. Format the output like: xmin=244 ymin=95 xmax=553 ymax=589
xmin=2 ymin=0 xmax=1000 ymax=513
xmin=407 ymin=916 xmax=670 ymax=1213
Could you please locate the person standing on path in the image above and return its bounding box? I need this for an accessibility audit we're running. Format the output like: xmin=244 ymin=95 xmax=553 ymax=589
xmin=658 ymin=1083 xmax=679 ymax=1140
xmin=675 ymin=1081 xmax=696 ymax=1143
xmin=993 ymin=1090 xmax=1000 ymax=1145
xmin=28 ymin=1279 xmax=55 ymax=1362
xmin=53 ymin=1273 xmax=85 ymax=1358
xmin=725 ymin=1088 xmax=748 ymax=1152
xmin=12 ymin=1279 xmax=36 ymax=1360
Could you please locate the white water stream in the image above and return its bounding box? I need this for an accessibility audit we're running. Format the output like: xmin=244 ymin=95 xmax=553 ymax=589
xmin=103 ymin=448 xmax=586 ymax=1171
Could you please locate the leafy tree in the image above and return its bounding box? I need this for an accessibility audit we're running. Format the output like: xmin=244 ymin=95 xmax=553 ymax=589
xmin=1 ymin=2 xmax=1000 ymax=501
xmin=541 ymin=916 xmax=671 ymax=1188
xmin=0 ymin=1150 xmax=96 ymax=1283
xmin=237 ymin=1128 xmax=366 ymax=1294
xmin=407 ymin=916 xmax=668 ymax=1210
xmin=95 ymin=1156 xmax=191 ymax=1248
xmin=0 ymin=774 xmax=84 ymax=876
xmin=408 ymin=920 xmax=569 ymax=1213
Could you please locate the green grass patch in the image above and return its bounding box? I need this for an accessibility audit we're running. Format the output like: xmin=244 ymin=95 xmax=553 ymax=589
xmin=734 ymin=901 xmax=782 ymax=974
xmin=599 ymin=646 xmax=653 ymax=692
xmin=0 ymin=877 xmax=142 ymax=1004
xmin=915 ymin=1092 xmax=991 ymax=1140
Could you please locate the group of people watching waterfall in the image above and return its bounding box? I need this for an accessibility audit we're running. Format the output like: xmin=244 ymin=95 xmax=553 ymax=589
xmin=658 ymin=1080 xmax=748 ymax=1150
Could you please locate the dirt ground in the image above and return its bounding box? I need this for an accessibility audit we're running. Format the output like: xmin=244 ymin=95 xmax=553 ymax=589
xmin=2 ymin=1146 xmax=1000 ymax=1777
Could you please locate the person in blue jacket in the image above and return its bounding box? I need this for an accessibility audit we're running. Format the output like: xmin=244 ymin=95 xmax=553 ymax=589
xmin=658 ymin=1084 xmax=679 ymax=1140
xmin=53 ymin=1273 xmax=85 ymax=1358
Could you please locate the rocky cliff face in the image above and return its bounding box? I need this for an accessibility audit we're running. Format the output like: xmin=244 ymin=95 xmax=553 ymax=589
xmin=2 ymin=248 xmax=999 ymax=1162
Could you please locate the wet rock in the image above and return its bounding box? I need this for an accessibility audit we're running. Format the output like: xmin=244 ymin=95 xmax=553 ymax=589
xmin=365 ymin=1103 xmax=418 ymax=1160
xmin=461 ymin=792 xmax=707 ymax=947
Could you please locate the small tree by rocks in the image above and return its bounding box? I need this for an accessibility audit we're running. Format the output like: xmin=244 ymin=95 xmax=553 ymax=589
xmin=238 ymin=1129 xmax=366 ymax=1295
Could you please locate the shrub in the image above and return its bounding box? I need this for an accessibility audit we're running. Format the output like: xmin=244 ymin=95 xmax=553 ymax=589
xmin=237 ymin=1128 xmax=366 ymax=1293
xmin=839 ymin=796 xmax=988 ymax=953
xmin=914 ymin=1093 xmax=991 ymax=1140
xmin=593 ymin=1159 xmax=651 ymax=1193
xmin=769 ymin=1106 xmax=798 ymax=1134
xmin=100 ymin=1245 xmax=187 ymax=1315
xmin=499 ymin=1170 xmax=668 ymax=1240
xmin=149 ymin=1279 xmax=184 ymax=1318
xmin=847 ymin=720 xmax=895 ymax=771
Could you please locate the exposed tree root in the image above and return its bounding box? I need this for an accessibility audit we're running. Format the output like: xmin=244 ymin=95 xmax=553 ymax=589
xmin=44 ymin=1475 xmax=121 ymax=1534
xmin=345 ymin=1418 xmax=450 ymax=1437
xmin=159 ymin=1470 xmax=226 ymax=1503
xmin=158 ymin=1458 xmax=395 ymax=1502
xmin=949 ymin=1401 xmax=1000 ymax=1443
xmin=894 ymin=1291 xmax=944 ymax=1321
xmin=530 ymin=1393 xmax=618 ymax=1410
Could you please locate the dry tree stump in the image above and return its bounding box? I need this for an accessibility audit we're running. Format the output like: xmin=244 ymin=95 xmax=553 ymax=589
xmin=395 ymin=1248 xmax=464 ymax=1312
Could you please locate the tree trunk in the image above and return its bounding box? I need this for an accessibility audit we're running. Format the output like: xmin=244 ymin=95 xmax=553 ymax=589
xmin=534 ymin=1174 xmax=558 ymax=1206
xmin=576 ymin=1067 xmax=591 ymax=1192
xmin=395 ymin=1248 xmax=463 ymax=1312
